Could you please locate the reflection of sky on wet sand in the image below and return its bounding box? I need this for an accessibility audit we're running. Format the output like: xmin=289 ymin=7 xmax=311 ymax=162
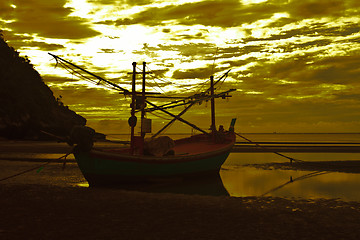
xmin=0 ymin=160 xmax=86 ymax=187
xmin=221 ymin=153 xmax=360 ymax=201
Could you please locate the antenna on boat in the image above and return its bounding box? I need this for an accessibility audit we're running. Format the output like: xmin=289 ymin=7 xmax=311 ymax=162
xmin=211 ymin=47 xmax=219 ymax=76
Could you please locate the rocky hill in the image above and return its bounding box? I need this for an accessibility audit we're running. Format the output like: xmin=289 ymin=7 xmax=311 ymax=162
xmin=0 ymin=32 xmax=86 ymax=140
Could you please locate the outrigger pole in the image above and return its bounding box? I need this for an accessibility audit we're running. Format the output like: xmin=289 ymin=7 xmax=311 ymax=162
xmin=48 ymin=53 xmax=130 ymax=93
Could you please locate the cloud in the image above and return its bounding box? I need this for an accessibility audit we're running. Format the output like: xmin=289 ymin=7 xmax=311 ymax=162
xmin=112 ymin=0 xmax=282 ymax=27
xmin=172 ymin=66 xmax=213 ymax=79
xmin=0 ymin=0 xmax=14 ymax=20
xmin=234 ymin=52 xmax=360 ymax=104
xmin=104 ymin=0 xmax=360 ymax=30
xmin=2 ymin=0 xmax=100 ymax=39
xmin=287 ymin=0 xmax=352 ymax=19
xmin=87 ymin=0 xmax=153 ymax=6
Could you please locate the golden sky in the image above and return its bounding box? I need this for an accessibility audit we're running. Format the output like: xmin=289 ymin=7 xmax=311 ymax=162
xmin=1 ymin=0 xmax=360 ymax=134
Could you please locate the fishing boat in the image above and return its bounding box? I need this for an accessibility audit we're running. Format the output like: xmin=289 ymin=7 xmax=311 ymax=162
xmin=49 ymin=53 xmax=237 ymax=186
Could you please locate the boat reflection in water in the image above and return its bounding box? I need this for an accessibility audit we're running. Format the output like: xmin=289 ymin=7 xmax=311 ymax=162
xmin=77 ymin=173 xmax=229 ymax=196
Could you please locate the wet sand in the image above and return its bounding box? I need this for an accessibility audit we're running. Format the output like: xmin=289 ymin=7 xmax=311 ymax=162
xmin=246 ymin=160 xmax=360 ymax=174
xmin=2 ymin=141 xmax=360 ymax=239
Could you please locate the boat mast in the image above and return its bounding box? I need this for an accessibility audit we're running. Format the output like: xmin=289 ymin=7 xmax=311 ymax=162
xmin=210 ymin=75 xmax=216 ymax=133
xmin=130 ymin=62 xmax=137 ymax=154
xmin=141 ymin=62 xmax=146 ymax=138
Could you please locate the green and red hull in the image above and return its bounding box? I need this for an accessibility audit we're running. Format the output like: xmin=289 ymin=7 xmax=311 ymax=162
xmin=73 ymin=133 xmax=235 ymax=186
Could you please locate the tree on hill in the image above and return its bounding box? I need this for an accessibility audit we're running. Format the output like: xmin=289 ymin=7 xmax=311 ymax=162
xmin=0 ymin=31 xmax=86 ymax=139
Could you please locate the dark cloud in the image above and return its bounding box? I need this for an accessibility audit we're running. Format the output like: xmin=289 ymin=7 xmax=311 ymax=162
xmin=0 ymin=30 xmax=64 ymax=51
xmin=87 ymin=0 xmax=153 ymax=6
xmin=306 ymin=55 xmax=360 ymax=85
xmin=2 ymin=0 xmax=100 ymax=39
xmin=170 ymin=32 xmax=205 ymax=41
xmin=288 ymin=0 xmax=346 ymax=19
xmin=172 ymin=66 xmax=213 ymax=79
xmin=234 ymin=52 xmax=360 ymax=105
xmin=100 ymin=0 xmax=360 ymax=30
xmin=244 ymin=22 xmax=360 ymax=45
xmin=0 ymin=1 xmax=14 ymax=20
xmin=47 ymin=83 xmax=128 ymax=117
xmin=22 ymin=41 xmax=64 ymax=51
xmin=112 ymin=0 xmax=282 ymax=27
xmin=99 ymin=48 xmax=116 ymax=53
xmin=1 ymin=30 xmax=33 ymax=42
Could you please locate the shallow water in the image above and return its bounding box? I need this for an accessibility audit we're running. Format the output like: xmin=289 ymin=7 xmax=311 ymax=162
xmin=221 ymin=152 xmax=360 ymax=201
xmin=1 ymin=133 xmax=360 ymax=200
xmin=2 ymin=151 xmax=360 ymax=201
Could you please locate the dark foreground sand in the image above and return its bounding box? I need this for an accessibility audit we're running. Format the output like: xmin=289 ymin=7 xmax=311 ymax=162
xmin=1 ymin=184 xmax=360 ymax=240
xmin=2 ymin=140 xmax=360 ymax=239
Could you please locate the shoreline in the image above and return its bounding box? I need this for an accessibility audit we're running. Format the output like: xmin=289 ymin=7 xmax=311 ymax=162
xmin=1 ymin=140 xmax=360 ymax=154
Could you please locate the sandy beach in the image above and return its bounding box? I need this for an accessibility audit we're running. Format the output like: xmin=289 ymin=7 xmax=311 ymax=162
xmin=1 ymin=140 xmax=360 ymax=239
xmin=1 ymin=184 xmax=360 ymax=240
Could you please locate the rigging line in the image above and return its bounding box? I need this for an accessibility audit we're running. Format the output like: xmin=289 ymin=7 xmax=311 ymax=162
xmin=144 ymin=66 xmax=196 ymax=92
xmin=195 ymin=78 xmax=211 ymax=94
xmin=293 ymin=171 xmax=328 ymax=182
xmin=49 ymin=53 xmax=129 ymax=93
xmin=146 ymin=89 xmax=235 ymax=113
xmin=148 ymin=76 xmax=168 ymax=94
xmin=145 ymin=66 xmax=219 ymax=94
xmin=260 ymin=171 xmax=329 ymax=197
xmin=145 ymin=99 xmax=209 ymax=135
xmin=59 ymin=62 xmax=98 ymax=84
xmin=146 ymin=67 xmax=172 ymax=84
xmin=58 ymin=61 xmax=122 ymax=92
xmin=0 ymin=151 xmax=73 ymax=182
xmin=145 ymin=79 xmax=227 ymax=111
xmin=235 ymin=132 xmax=303 ymax=163
xmin=59 ymin=62 xmax=118 ymax=91
xmin=58 ymin=61 xmax=100 ymax=85
xmin=135 ymin=66 xmax=168 ymax=95
xmin=144 ymin=65 xmax=174 ymax=85
xmin=215 ymin=71 xmax=229 ymax=92
xmin=148 ymin=111 xmax=173 ymax=121
xmin=145 ymin=70 xmax=232 ymax=111
xmin=152 ymin=101 xmax=196 ymax=139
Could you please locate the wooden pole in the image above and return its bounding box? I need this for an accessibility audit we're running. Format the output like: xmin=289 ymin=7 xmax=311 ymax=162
xmin=141 ymin=62 xmax=146 ymax=138
xmin=130 ymin=62 xmax=137 ymax=154
xmin=210 ymin=75 xmax=216 ymax=133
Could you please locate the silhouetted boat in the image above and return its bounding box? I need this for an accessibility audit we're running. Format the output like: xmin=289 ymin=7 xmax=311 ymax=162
xmin=49 ymin=53 xmax=236 ymax=186
xmin=74 ymin=131 xmax=235 ymax=186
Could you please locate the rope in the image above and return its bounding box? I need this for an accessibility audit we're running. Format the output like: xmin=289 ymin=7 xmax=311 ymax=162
xmin=260 ymin=170 xmax=329 ymax=196
xmin=0 ymin=150 xmax=73 ymax=182
xmin=235 ymin=132 xmax=303 ymax=163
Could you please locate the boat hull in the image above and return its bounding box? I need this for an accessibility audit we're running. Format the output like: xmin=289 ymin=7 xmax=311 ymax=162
xmin=74 ymin=147 xmax=231 ymax=186
xmin=73 ymin=134 xmax=235 ymax=186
